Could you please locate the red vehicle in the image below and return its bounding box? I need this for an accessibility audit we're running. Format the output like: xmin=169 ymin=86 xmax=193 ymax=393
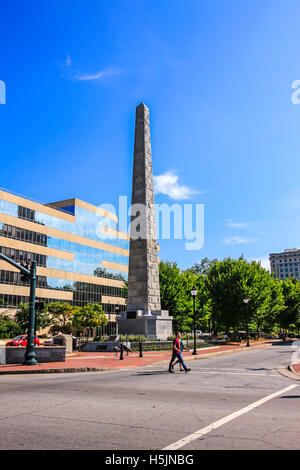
xmin=6 ymin=335 xmax=40 ymax=347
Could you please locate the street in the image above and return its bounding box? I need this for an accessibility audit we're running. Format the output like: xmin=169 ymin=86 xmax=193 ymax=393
xmin=0 ymin=343 xmax=299 ymax=450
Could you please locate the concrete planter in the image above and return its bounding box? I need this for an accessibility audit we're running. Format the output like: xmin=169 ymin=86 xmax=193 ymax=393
xmin=1 ymin=346 xmax=66 ymax=364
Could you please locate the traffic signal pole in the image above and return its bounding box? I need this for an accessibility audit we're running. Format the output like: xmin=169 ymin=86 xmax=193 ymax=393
xmin=0 ymin=252 xmax=37 ymax=365
xmin=24 ymin=261 xmax=37 ymax=365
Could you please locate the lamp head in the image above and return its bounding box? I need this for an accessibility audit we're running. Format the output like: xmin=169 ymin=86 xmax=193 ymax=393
xmin=191 ymin=287 xmax=197 ymax=297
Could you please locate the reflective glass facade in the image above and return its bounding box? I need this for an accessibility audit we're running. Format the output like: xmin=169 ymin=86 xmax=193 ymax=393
xmin=0 ymin=190 xmax=128 ymax=322
xmin=0 ymin=199 xmax=129 ymax=250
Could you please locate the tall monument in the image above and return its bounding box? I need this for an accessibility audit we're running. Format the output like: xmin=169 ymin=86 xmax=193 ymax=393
xmin=117 ymin=103 xmax=173 ymax=339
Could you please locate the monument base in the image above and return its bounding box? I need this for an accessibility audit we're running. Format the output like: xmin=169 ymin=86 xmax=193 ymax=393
xmin=117 ymin=310 xmax=173 ymax=340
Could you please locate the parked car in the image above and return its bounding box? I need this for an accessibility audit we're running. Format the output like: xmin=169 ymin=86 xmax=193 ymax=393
xmin=6 ymin=335 xmax=40 ymax=347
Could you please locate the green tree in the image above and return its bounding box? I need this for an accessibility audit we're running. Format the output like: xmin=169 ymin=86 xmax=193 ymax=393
xmin=159 ymin=261 xmax=211 ymax=333
xmin=277 ymin=278 xmax=300 ymax=331
xmin=257 ymin=278 xmax=285 ymax=334
xmin=72 ymin=303 xmax=108 ymax=336
xmin=48 ymin=302 xmax=78 ymax=334
xmin=206 ymin=257 xmax=272 ymax=333
xmin=188 ymin=258 xmax=217 ymax=276
xmin=159 ymin=261 xmax=183 ymax=322
xmin=0 ymin=315 xmax=22 ymax=339
xmin=15 ymin=302 xmax=51 ymax=334
xmin=159 ymin=256 xmax=292 ymax=338
xmin=178 ymin=270 xmax=211 ymax=333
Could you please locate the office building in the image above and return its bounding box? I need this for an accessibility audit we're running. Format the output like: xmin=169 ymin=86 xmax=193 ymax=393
xmin=270 ymin=248 xmax=300 ymax=281
xmin=0 ymin=188 xmax=129 ymax=334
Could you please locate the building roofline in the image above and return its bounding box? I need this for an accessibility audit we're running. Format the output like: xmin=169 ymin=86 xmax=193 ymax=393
xmin=48 ymin=198 xmax=118 ymax=223
xmin=270 ymin=249 xmax=300 ymax=256
xmin=0 ymin=187 xmax=120 ymax=226
xmin=0 ymin=187 xmax=72 ymax=216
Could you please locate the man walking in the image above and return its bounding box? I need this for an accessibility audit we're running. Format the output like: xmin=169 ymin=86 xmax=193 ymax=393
xmin=173 ymin=336 xmax=190 ymax=371
xmin=168 ymin=332 xmax=191 ymax=373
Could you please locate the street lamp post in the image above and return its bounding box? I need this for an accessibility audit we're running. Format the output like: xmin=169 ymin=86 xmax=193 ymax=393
xmin=191 ymin=287 xmax=198 ymax=355
xmin=115 ymin=305 xmax=120 ymax=336
xmin=243 ymin=298 xmax=250 ymax=347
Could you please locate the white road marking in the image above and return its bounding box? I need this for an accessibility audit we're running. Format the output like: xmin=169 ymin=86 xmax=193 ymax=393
xmin=162 ymin=384 xmax=298 ymax=450
xmin=192 ymin=367 xmax=262 ymax=371
xmin=188 ymin=371 xmax=280 ymax=377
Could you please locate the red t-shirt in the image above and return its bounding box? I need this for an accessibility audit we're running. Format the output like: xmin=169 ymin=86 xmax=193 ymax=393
xmin=173 ymin=338 xmax=180 ymax=352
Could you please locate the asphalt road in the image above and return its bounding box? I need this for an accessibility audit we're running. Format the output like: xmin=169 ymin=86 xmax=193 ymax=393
xmin=0 ymin=343 xmax=299 ymax=450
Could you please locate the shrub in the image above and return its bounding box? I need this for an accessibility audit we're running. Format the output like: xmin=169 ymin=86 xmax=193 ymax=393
xmin=0 ymin=315 xmax=23 ymax=339
xmin=93 ymin=336 xmax=109 ymax=342
xmin=119 ymin=335 xmax=148 ymax=342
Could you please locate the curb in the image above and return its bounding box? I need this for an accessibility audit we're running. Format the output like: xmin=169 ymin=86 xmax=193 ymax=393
xmin=0 ymin=367 xmax=113 ymax=375
xmin=288 ymin=364 xmax=300 ymax=377
xmin=277 ymin=366 xmax=300 ymax=381
xmin=0 ymin=342 xmax=273 ymax=375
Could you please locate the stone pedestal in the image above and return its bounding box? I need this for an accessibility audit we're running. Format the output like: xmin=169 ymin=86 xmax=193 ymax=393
xmin=53 ymin=334 xmax=73 ymax=354
xmin=118 ymin=310 xmax=173 ymax=340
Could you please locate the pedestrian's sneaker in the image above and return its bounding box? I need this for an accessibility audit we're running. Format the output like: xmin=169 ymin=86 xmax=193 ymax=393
xmin=185 ymin=368 xmax=191 ymax=373
xmin=168 ymin=369 xmax=175 ymax=373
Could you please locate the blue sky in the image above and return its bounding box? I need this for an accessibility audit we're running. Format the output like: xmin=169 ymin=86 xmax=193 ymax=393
xmin=1 ymin=0 xmax=299 ymax=270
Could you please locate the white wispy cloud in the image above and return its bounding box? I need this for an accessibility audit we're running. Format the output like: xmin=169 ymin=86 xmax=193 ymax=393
xmin=222 ymin=236 xmax=255 ymax=245
xmin=65 ymin=55 xmax=72 ymax=67
xmin=153 ymin=171 xmax=201 ymax=200
xmin=73 ymin=68 xmax=120 ymax=82
xmin=225 ymin=219 xmax=251 ymax=229
xmin=60 ymin=56 xmax=121 ymax=82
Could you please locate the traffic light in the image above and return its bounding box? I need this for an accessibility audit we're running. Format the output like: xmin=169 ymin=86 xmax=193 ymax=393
xmin=20 ymin=262 xmax=31 ymax=282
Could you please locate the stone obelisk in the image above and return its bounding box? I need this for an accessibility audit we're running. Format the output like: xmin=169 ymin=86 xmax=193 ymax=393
xmin=117 ymin=103 xmax=172 ymax=339
xmin=127 ymin=103 xmax=161 ymax=312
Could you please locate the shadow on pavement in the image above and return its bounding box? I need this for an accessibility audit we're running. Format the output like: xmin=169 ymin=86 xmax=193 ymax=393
xmin=279 ymin=395 xmax=300 ymax=399
xmin=271 ymin=341 xmax=293 ymax=346
xmin=135 ymin=371 xmax=170 ymax=376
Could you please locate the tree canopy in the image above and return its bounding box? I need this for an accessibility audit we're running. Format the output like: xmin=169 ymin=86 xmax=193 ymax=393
xmin=72 ymin=303 xmax=108 ymax=334
xmin=15 ymin=302 xmax=51 ymax=333
xmin=159 ymin=257 xmax=300 ymax=335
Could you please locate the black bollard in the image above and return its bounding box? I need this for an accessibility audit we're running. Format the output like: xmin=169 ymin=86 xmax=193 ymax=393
xmin=139 ymin=341 xmax=143 ymax=358
xmin=120 ymin=343 xmax=124 ymax=360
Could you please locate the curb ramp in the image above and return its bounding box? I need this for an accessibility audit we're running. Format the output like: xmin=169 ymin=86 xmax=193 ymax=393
xmin=277 ymin=366 xmax=300 ymax=381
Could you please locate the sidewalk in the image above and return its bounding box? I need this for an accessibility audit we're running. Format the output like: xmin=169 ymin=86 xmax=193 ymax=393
xmin=290 ymin=363 xmax=300 ymax=376
xmin=0 ymin=340 xmax=274 ymax=375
